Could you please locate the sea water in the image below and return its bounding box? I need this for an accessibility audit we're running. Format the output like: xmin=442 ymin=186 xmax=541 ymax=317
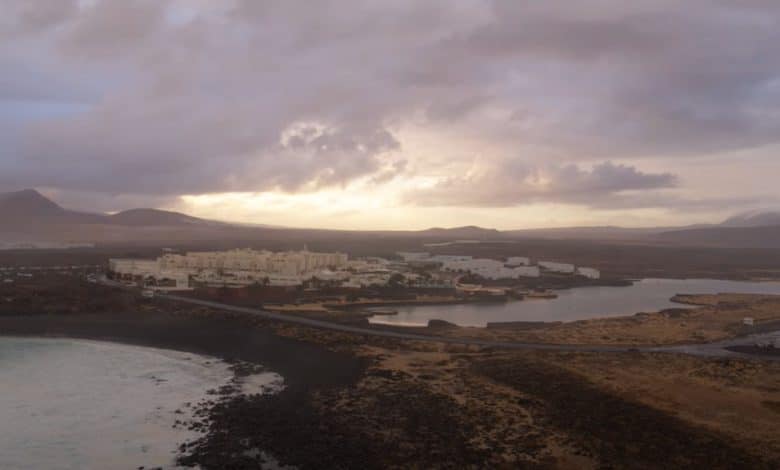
xmin=0 ymin=337 xmax=282 ymax=469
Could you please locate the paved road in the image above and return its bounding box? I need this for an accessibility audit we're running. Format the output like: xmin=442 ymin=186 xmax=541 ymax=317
xmin=160 ymin=293 xmax=780 ymax=360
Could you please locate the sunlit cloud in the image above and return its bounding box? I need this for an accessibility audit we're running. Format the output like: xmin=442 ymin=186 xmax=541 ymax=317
xmin=2 ymin=0 xmax=780 ymax=228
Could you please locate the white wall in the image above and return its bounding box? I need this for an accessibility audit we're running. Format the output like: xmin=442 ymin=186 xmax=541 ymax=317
xmin=576 ymin=267 xmax=601 ymax=279
xmin=539 ymin=261 xmax=575 ymax=273
xmin=506 ymin=256 xmax=530 ymax=266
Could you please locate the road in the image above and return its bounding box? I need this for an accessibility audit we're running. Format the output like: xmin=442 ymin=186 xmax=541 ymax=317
xmin=159 ymin=292 xmax=780 ymax=360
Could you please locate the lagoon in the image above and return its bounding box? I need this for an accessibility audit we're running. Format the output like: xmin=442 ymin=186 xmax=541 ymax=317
xmin=369 ymin=278 xmax=780 ymax=327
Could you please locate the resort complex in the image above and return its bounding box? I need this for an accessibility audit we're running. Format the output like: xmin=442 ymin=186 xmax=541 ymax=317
xmin=109 ymin=248 xmax=349 ymax=289
xmin=108 ymin=247 xmax=600 ymax=291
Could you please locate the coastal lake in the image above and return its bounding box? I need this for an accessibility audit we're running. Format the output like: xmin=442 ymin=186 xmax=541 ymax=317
xmin=368 ymin=278 xmax=780 ymax=327
xmin=0 ymin=337 xmax=282 ymax=470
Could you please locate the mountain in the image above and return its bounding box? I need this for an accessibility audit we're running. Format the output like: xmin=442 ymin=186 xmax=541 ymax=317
xmin=108 ymin=208 xmax=218 ymax=226
xmin=0 ymin=192 xmax=508 ymax=244
xmin=721 ymin=211 xmax=780 ymax=227
xmin=505 ymin=226 xmax=668 ymax=240
xmin=0 ymin=189 xmax=236 ymax=243
xmin=0 ymin=190 xmax=218 ymax=227
xmin=417 ymin=226 xmax=501 ymax=238
xmin=0 ymin=189 xmax=67 ymax=218
xmin=656 ymin=225 xmax=780 ymax=248
xmin=650 ymin=210 xmax=780 ymax=248
xmin=3 ymin=188 xmax=779 ymax=248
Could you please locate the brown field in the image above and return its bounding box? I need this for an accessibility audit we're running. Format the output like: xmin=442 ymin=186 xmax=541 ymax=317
xmin=281 ymin=340 xmax=779 ymax=468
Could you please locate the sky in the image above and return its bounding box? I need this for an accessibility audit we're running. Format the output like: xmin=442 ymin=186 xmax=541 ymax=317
xmin=2 ymin=0 xmax=780 ymax=230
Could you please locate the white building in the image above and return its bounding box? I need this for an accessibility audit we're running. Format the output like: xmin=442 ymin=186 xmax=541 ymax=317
xmin=505 ymin=256 xmax=531 ymax=267
xmin=343 ymin=273 xmax=392 ymax=288
xmin=428 ymin=255 xmax=473 ymax=264
xmin=158 ymin=248 xmax=347 ymax=276
xmin=440 ymin=258 xmax=500 ymax=273
xmin=576 ymin=267 xmax=601 ymax=279
xmin=109 ymin=258 xmax=191 ymax=289
xmin=513 ymin=266 xmax=541 ymax=278
xmin=110 ymin=248 xmax=348 ymax=290
xmin=397 ymin=252 xmax=430 ymax=262
xmin=311 ymin=269 xmax=350 ymax=282
xmin=539 ymin=261 xmax=576 ymax=274
xmin=347 ymin=258 xmax=391 ymax=273
xmin=441 ymin=258 xmax=540 ymax=279
xmin=478 ymin=266 xmax=540 ymax=280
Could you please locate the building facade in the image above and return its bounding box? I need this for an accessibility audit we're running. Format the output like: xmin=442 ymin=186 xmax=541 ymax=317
xmin=576 ymin=267 xmax=601 ymax=279
xmin=109 ymin=248 xmax=348 ymax=289
xmin=440 ymin=258 xmax=541 ymax=279
xmin=158 ymin=248 xmax=348 ymax=276
xmin=506 ymin=256 xmax=531 ymax=266
xmin=538 ymin=261 xmax=576 ymax=274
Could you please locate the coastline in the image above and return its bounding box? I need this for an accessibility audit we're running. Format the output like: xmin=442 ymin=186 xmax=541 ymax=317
xmin=0 ymin=311 xmax=364 ymax=389
xmin=3 ymin=298 xmax=779 ymax=467
xmin=0 ymin=310 xmax=368 ymax=468
xmin=0 ymin=335 xmax=262 ymax=470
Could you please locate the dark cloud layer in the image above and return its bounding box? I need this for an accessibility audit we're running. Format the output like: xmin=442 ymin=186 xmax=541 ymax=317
xmin=2 ymin=0 xmax=779 ymax=212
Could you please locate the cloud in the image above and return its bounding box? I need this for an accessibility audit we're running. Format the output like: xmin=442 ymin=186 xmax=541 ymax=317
xmin=1 ymin=0 xmax=779 ymax=214
xmin=407 ymin=161 xmax=678 ymax=208
xmin=59 ymin=0 xmax=165 ymax=58
xmin=2 ymin=0 xmax=79 ymax=36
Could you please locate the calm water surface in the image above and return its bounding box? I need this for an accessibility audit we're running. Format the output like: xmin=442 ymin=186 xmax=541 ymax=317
xmin=0 ymin=337 xmax=282 ymax=470
xmin=369 ymin=278 xmax=780 ymax=327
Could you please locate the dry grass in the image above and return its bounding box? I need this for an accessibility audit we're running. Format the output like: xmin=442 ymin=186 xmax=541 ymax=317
xmin=540 ymin=351 xmax=780 ymax=462
xmin=331 ymin=342 xmax=780 ymax=468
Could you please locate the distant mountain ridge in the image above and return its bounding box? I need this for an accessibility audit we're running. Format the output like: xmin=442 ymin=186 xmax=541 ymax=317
xmin=1 ymin=188 xmax=778 ymax=248
xmin=107 ymin=208 xmax=219 ymax=226
xmin=0 ymin=190 xmax=215 ymax=227
xmin=656 ymin=225 xmax=780 ymax=248
xmin=721 ymin=211 xmax=780 ymax=227
xmin=418 ymin=225 xmax=501 ymax=238
xmin=651 ymin=210 xmax=780 ymax=248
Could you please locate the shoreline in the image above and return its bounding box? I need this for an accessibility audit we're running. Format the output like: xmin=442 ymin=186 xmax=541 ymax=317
xmin=0 ymin=311 xmax=369 ymax=466
xmin=0 ymin=335 xmax=255 ymax=470
xmin=0 ymin=311 xmax=365 ymax=389
xmin=3 ymin=298 xmax=780 ymax=467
